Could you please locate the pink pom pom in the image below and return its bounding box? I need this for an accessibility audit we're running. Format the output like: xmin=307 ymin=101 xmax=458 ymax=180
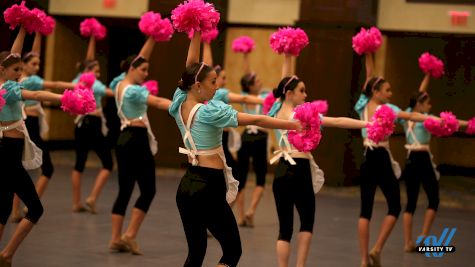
xmin=418 ymin=52 xmax=445 ymax=79
xmin=367 ymin=105 xmax=397 ymax=143
xmin=78 ymin=72 xmax=96 ymax=89
xmin=0 ymin=89 xmax=6 ymax=112
xmin=142 ymin=80 xmax=159 ymax=96
xmin=232 ymin=36 xmax=255 ymax=53
xmin=39 ymin=16 xmax=55 ymax=36
xmin=23 ymin=8 xmax=46 ymax=34
xmin=312 ymin=100 xmax=328 ymax=115
xmin=466 ymin=117 xmax=475 ymax=135
xmin=200 ymin=28 xmax=219 ymax=43
xmin=288 ymin=101 xmax=323 ymax=152
xmin=269 ymin=27 xmax=309 ymax=56
xmin=139 ymin=11 xmax=174 ymax=42
xmin=263 ymin=92 xmax=277 ymax=115
xmin=352 ymin=27 xmax=383 ymax=55
xmin=61 ymin=87 xmax=96 ymax=115
xmin=3 ymin=1 xmax=30 ymax=30
xmin=171 ymin=0 xmax=220 ymax=33
xmin=80 ymin=18 xmax=107 ymax=40
xmin=423 ymin=111 xmax=459 ymax=137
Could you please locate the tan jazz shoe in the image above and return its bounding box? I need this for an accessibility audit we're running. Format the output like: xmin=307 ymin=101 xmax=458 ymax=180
xmin=85 ymin=197 xmax=97 ymax=214
xmin=369 ymin=249 xmax=381 ymax=267
xmin=121 ymin=235 xmax=143 ymax=255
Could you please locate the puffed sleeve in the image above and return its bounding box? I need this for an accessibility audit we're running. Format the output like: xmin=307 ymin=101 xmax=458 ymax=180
xmin=124 ymin=85 xmax=149 ymax=105
xmin=198 ymin=100 xmax=238 ymax=128
xmin=109 ymin=72 xmax=126 ymax=92
xmin=2 ymin=81 xmax=23 ymax=103
xmin=93 ymin=80 xmax=106 ymax=97
xmin=21 ymin=75 xmax=44 ymax=91
xmin=168 ymin=88 xmax=187 ymax=116
xmin=354 ymin=94 xmax=369 ymax=114
xmin=267 ymin=100 xmax=282 ymax=117
xmin=213 ymin=88 xmax=230 ymax=104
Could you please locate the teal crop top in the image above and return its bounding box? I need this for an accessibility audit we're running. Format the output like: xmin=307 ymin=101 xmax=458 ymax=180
xmin=241 ymin=91 xmax=268 ymax=114
xmin=213 ymin=88 xmax=230 ymax=104
xmin=169 ymin=88 xmax=238 ymax=150
xmin=20 ymin=75 xmax=44 ymax=106
xmin=402 ymin=108 xmax=431 ymax=144
xmin=0 ymin=81 xmax=24 ymax=121
xmin=116 ymin=84 xmax=149 ymax=119
xmin=73 ymin=74 xmax=106 ymax=108
xmin=354 ymin=93 xmax=401 ymax=138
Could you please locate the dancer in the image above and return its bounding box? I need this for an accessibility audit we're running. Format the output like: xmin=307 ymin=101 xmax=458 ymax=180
xmin=11 ymin=29 xmax=76 ymax=222
xmin=355 ymin=53 xmax=439 ymax=267
xmin=71 ymin=29 xmax=115 ymax=213
xmin=268 ymin=53 xmax=369 ymax=267
xmin=170 ymin=30 xmax=300 ymax=267
xmin=109 ymin=34 xmax=171 ymax=255
xmin=0 ymin=25 xmax=80 ymax=267
xmin=401 ymin=73 xmax=468 ymax=252
xmin=235 ymin=49 xmax=270 ymax=227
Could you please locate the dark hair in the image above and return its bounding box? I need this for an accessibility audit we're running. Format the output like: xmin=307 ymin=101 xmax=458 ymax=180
xmin=273 ymin=76 xmax=301 ymax=100
xmin=178 ymin=63 xmax=213 ymax=91
xmin=120 ymin=55 xmax=148 ymax=72
xmin=22 ymin=52 xmax=40 ymax=63
xmin=214 ymin=65 xmax=223 ymax=75
xmin=409 ymin=91 xmax=430 ymax=109
xmin=0 ymin=51 xmax=21 ymax=68
xmin=363 ymin=76 xmax=387 ymax=97
xmin=76 ymin=59 xmax=99 ymax=72
xmin=240 ymin=73 xmax=256 ymax=93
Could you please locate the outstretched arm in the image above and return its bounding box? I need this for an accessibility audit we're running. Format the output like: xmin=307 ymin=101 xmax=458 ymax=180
xmin=147 ymin=95 xmax=172 ymax=111
xmin=42 ymin=80 xmax=76 ymax=90
xmin=322 ymin=116 xmax=368 ymax=129
xmin=85 ymin=36 xmax=95 ymax=61
xmin=11 ymin=27 xmax=26 ymax=55
xmin=138 ymin=36 xmax=156 ymax=61
xmin=363 ymin=53 xmax=375 ymax=89
xmin=22 ymin=90 xmax=61 ymax=103
xmin=203 ymin=42 xmax=213 ymax=66
xmin=228 ymin=92 xmax=264 ymax=105
xmin=281 ymin=54 xmax=292 ymax=79
xmin=419 ymin=73 xmax=430 ymax=93
xmin=186 ymin=31 xmax=201 ymax=67
xmin=238 ymin=113 xmax=300 ymax=130
xmin=398 ymin=111 xmax=433 ymax=122
xmin=31 ymin=31 xmax=42 ymax=54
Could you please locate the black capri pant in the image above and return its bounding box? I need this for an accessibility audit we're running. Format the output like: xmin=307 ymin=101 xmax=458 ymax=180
xmin=25 ymin=116 xmax=54 ymax=179
xmin=237 ymin=130 xmax=268 ymax=191
xmin=112 ymin=127 xmax=156 ymax=215
xmin=273 ymin=158 xmax=315 ymax=242
xmin=0 ymin=137 xmax=43 ymax=225
xmin=360 ymin=147 xmax=401 ymax=220
xmin=74 ymin=115 xmax=113 ymax=172
xmin=176 ymin=165 xmax=242 ymax=267
xmin=403 ymin=151 xmax=439 ymax=214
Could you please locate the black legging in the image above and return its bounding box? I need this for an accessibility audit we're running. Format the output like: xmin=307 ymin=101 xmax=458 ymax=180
xmin=0 ymin=137 xmax=43 ymax=225
xmin=237 ymin=130 xmax=268 ymax=191
xmin=273 ymin=158 xmax=315 ymax=242
xmin=74 ymin=115 xmax=113 ymax=172
xmin=25 ymin=116 xmax=53 ymax=179
xmin=403 ymin=151 xmax=439 ymax=214
xmin=360 ymin=148 xmax=401 ymax=220
xmin=112 ymin=127 xmax=156 ymax=215
xmin=176 ymin=165 xmax=242 ymax=267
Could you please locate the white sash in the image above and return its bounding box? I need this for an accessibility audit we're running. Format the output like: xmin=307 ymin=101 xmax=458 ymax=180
xmin=177 ymin=103 xmax=239 ymax=203
xmin=74 ymin=108 xmax=108 ymax=136
xmin=226 ymin=128 xmax=241 ymax=153
xmin=0 ymin=120 xmax=43 ymax=170
xmin=269 ymin=112 xmax=325 ymax=194
xmin=404 ymin=121 xmax=440 ymax=180
xmin=363 ymin=105 xmax=402 ymax=179
xmin=115 ymin=82 xmax=157 ymax=155
xmin=23 ymin=103 xmax=49 ymax=136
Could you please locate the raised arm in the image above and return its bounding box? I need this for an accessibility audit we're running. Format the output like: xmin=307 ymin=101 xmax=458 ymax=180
xmin=419 ymin=73 xmax=430 ymax=93
xmin=11 ymin=27 xmax=26 ymax=55
xmin=85 ymin=36 xmax=95 ymax=61
xmin=31 ymin=31 xmax=42 ymax=54
xmin=203 ymin=42 xmax=213 ymax=66
xmin=281 ymin=54 xmax=292 ymax=79
xmin=137 ymin=36 xmax=156 ymax=61
xmin=186 ymin=31 xmax=201 ymax=67
xmin=147 ymin=95 xmax=172 ymax=111
xmin=228 ymin=92 xmax=264 ymax=105
xmin=238 ymin=113 xmax=299 ymax=130
xmin=364 ymin=53 xmax=375 ymax=88
xmin=322 ymin=116 xmax=368 ymax=129
xmin=21 ymin=89 xmax=61 ymax=103
xmin=242 ymin=53 xmax=251 ymax=75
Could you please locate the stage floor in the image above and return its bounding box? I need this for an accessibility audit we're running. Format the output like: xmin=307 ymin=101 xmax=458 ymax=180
xmin=1 ymin=151 xmax=474 ymax=267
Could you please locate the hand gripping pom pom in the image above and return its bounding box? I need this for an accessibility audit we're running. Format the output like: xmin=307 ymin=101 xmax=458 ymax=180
xmin=61 ymin=86 xmax=96 ymax=115
xmin=78 ymin=72 xmax=96 ymax=89
xmin=142 ymin=80 xmax=159 ymax=96
xmin=171 ymin=0 xmax=220 ymax=33
xmin=3 ymin=1 xmax=30 ymax=30
xmin=139 ymin=11 xmax=174 ymax=42
xmin=423 ymin=111 xmax=459 ymax=137
xmin=287 ymin=102 xmax=323 ymax=152
xmin=232 ymin=36 xmax=255 ymax=53
xmin=352 ymin=27 xmax=383 ymax=55
xmin=269 ymin=27 xmax=309 ymax=56
xmin=80 ymin=18 xmax=107 ymax=40
xmin=466 ymin=117 xmax=475 ymax=135
xmin=418 ymin=52 xmax=445 ymax=79
xmin=367 ymin=105 xmax=397 ymax=144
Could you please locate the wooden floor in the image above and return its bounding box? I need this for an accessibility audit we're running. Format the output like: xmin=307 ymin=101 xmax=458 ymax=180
xmin=1 ymin=151 xmax=474 ymax=267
